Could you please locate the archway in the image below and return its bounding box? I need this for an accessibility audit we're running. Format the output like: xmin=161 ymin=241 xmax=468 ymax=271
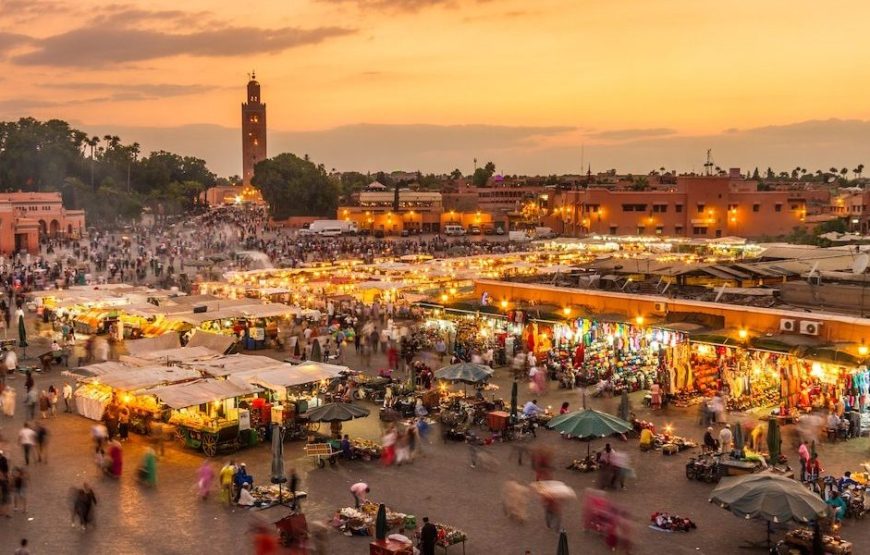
xmin=38 ymin=220 xmax=47 ymax=237
xmin=49 ymin=220 xmax=60 ymax=236
xmin=67 ymin=224 xmax=73 ymax=235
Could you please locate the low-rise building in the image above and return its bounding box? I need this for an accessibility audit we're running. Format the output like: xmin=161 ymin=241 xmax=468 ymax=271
xmin=0 ymin=192 xmax=85 ymax=253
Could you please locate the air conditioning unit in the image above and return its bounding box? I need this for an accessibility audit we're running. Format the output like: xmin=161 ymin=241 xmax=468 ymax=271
xmin=779 ymin=319 xmax=796 ymax=332
xmin=653 ymin=302 xmax=667 ymax=313
xmin=800 ymin=320 xmax=821 ymax=336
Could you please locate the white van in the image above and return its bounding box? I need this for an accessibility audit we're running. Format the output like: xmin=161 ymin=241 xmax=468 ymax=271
xmin=444 ymin=224 xmax=466 ymax=236
xmin=308 ymin=220 xmax=358 ymax=235
xmin=509 ymin=230 xmax=531 ymax=242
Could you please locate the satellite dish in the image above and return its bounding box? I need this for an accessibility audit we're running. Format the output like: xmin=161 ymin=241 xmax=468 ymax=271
xmin=853 ymin=253 xmax=869 ymax=274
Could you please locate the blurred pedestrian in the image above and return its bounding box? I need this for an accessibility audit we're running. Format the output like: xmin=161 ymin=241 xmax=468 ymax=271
xmin=11 ymin=466 xmax=26 ymax=513
xmin=288 ymin=467 xmax=299 ymax=510
xmin=219 ymin=461 xmax=236 ymax=505
xmin=72 ymin=482 xmax=97 ymax=530
xmin=24 ymin=388 xmax=36 ymax=420
xmin=350 ymin=482 xmax=369 ymax=508
xmin=139 ymin=447 xmax=157 ymax=487
xmin=420 ymin=516 xmax=438 ymax=555
xmin=196 ymin=460 xmax=214 ymax=500
xmin=13 ymin=539 xmax=29 ymax=555
xmin=17 ymin=423 xmax=36 ymax=466
xmin=1 ymin=386 xmax=14 ymax=417
xmin=62 ymin=382 xmax=73 ymax=413
xmin=34 ymin=422 xmax=48 ymax=463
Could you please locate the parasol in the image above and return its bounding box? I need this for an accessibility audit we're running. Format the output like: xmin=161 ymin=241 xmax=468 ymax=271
xmin=556 ymin=529 xmax=569 ymax=555
xmin=306 ymin=402 xmax=370 ymax=422
xmin=710 ymin=473 xmax=828 ymax=548
xmin=530 ymin=480 xmax=577 ymax=501
xmin=434 ymin=362 xmax=493 ymax=384
xmin=767 ymin=419 xmax=780 ymax=464
xmin=547 ymin=408 xmax=631 ymax=457
xmin=375 ymin=503 xmax=387 ymax=540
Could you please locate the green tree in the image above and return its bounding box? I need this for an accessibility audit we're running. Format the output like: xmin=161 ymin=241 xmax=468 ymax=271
xmin=449 ymin=168 xmax=463 ymax=181
xmin=472 ymin=161 xmax=496 ymax=187
xmin=252 ymin=153 xmax=338 ymax=219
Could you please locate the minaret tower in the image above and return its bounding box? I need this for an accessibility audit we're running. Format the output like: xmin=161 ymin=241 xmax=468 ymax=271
xmin=241 ymin=71 xmax=267 ymax=186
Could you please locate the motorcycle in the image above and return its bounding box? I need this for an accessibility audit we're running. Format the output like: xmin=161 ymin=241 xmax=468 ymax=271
xmin=685 ymin=453 xmax=721 ymax=483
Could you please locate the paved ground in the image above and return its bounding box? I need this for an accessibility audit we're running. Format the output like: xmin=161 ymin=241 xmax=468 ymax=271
xmin=1 ymin=326 xmax=869 ymax=554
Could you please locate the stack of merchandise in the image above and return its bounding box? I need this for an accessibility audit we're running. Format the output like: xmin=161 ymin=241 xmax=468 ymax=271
xmin=435 ymin=523 xmax=468 ymax=547
xmin=649 ymin=512 xmax=697 ymax=532
xmin=351 ymin=438 xmax=382 ymax=460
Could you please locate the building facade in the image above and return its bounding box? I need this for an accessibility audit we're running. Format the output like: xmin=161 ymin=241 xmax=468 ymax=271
xmin=551 ymin=173 xmax=830 ymax=239
xmin=241 ymin=73 xmax=267 ymax=186
xmin=0 ymin=192 xmax=85 ymax=254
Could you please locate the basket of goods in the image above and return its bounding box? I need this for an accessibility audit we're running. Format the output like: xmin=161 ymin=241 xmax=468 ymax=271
xmin=649 ymin=512 xmax=697 ymax=532
xmin=566 ymin=456 xmax=599 ymax=473
xmin=352 ymin=438 xmax=382 ymax=460
xmin=435 ymin=524 xmax=467 ymax=547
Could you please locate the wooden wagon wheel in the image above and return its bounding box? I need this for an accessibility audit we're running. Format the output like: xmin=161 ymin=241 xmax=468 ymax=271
xmin=202 ymin=433 xmax=218 ymax=457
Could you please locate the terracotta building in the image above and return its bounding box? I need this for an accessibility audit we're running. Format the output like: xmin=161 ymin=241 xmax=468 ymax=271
xmin=241 ymin=73 xmax=267 ymax=186
xmin=550 ymin=172 xmax=830 ymax=239
xmin=0 ymin=192 xmax=85 ymax=254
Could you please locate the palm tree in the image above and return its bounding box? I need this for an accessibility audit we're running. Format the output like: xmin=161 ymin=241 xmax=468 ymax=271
xmin=841 ymin=168 xmax=849 ymax=181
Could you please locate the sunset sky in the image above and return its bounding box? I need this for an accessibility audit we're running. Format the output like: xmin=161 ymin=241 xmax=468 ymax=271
xmin=1 ymin=0 xmax=869 ymax=176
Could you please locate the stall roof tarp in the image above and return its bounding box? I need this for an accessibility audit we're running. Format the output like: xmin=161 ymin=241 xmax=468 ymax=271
xmin=248 ymin=361 xmax=347 ymax=390
xmin=193 ymin=354 xmax=286 ymax=377
xmin=130 ymin=345 xmax=223 ymax=364
xmin=147 ymin=379 xmax=261 ymax=409
xmin=125 ymin=334 xmax=181 ymax=356
xmin=186 ymin=330 xmax=235 ymax=354
xmin=86 ymin=365 xmax=201 ymax=392
xmin=69 ymin=361 xmax=141 ymax=378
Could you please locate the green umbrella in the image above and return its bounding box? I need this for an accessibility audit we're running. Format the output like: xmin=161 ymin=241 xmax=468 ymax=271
xmin=767 ymin=420 xmax=781 ymax=464
xmin=617 ymin=389 xmax=630 ymax=422
xmin=306 ymin=402 xmax=370 ymax=422
xmin=547 ymin=409 xmax=632 ymax=438
xmin=510 ymin=380 xmax=518 ymax=424
xmin=434 ymin=362 xmax=494 ymax=384
xmin=375 ymin=503 xmax=387 ymax=540
xmin=310 ymin=339 xmax=322 ymax=362
xmin=732 ymin=422 xmax=744 ymax=455
xmin=547 ymin=409 xmax=632 ymax=457
xmin=556 ymin=529 xmax=569 ymax=555
xmin=710 ymin=473 xmax=828 ymax=547
xmin=17 ymin=312 xmax=27 ymax=359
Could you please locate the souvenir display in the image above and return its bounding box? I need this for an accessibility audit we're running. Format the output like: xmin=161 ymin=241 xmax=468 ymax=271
xmin=649 ymin=512 xmax=697 ymax=532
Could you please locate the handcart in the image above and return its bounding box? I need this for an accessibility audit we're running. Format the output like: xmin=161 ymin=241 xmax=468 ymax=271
xmin=305 ymin=442 xmax=338 ymax=468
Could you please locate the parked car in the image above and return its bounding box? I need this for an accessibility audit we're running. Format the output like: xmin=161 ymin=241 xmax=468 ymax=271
xmin=469 ymin=225 xmax=482 ymax=235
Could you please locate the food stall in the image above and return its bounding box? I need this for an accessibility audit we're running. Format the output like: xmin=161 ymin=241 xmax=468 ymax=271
xmin=73 ymin=365 xmax=201 ymax=425
xmin=147 ymin=378 xmax=262 ymax=456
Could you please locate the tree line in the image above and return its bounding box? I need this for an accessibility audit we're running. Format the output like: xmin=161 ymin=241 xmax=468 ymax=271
xmin=0 ymin=117 xmax=220 ymax=224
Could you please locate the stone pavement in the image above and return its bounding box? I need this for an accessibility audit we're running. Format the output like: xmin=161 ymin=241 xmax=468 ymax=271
xmin=1 ymin=326 xmax=869 ymax=554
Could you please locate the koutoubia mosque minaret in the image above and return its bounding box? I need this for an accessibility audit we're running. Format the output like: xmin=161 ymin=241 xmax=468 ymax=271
xmin=241 ymin=71 xmax=267 ymax=186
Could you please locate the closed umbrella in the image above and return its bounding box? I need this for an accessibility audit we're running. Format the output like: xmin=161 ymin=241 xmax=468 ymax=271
xmin=710 ymin=473 xmax=828 ymax=548
xmin=617 ymin=389 xmax=630 ymax=422
xmin=306 ymin=402 xmax=370 ymax=422
xmin=510 ymin=380 xmax=518 ymax=424
xmin=556 ymin=529 xmax=569 ymax=555
xmin=375 ymin=503 xmax=387 ymax=540
xmin=732 ymin=422 xmax=744 ymax=455
xmin=434 ymin=362 xmax=493 ymax=384
xmin=17 ymin=312 xmax=27 ymax=358
xmin=270 ymin=424 xmax=289 ymax=507
xmin=767 ymin=420 xmax=781 ymax=464
xmin=310 ymin=339 xmax=322 ymax=362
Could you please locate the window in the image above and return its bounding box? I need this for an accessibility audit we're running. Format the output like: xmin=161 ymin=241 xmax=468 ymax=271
xmin=790 ymin=204 xmax=800 ymax=210
xmin=728 ymin=204 xmax=738 ymax=211
xmin=621 ymin=204 xmax=647 ymax=212
xmin=655 ymin=226 xmax=663 ymax=235
xmin=696 ymin=203 xmax=705 ymax=214
xmin=775 ymin=203 xmax=782 ymax=212
xmin=652 ymin=204 xmax=668 ymax=213
xmin=752 ymin=203 xmax=760 ymax=212
xmin=675 ymin=204 xmax=683 ymax=213
xmin=675 ymin=225 xmax=684 ymax=235
xmin=693 ymin=226 xmax=708 ymax=235
xmin=585 ymin=204 xmax=599 ymax=214
xmin=637 ymin=226 xmax=646 ymax=235
xmin=715 ymin=229 xmax=722 ymax=238
xmin=609 ymin=226 xmax=618 ymax=235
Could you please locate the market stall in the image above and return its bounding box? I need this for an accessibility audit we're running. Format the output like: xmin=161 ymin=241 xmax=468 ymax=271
xmin=147 ymin=378 xmax=262 ymax=456
xmin=74 ymin=364 xmax=201 ymax=423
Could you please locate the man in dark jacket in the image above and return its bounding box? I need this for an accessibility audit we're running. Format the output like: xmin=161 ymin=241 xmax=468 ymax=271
xmin=420 ymin=516 xmax=437 ymax=555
